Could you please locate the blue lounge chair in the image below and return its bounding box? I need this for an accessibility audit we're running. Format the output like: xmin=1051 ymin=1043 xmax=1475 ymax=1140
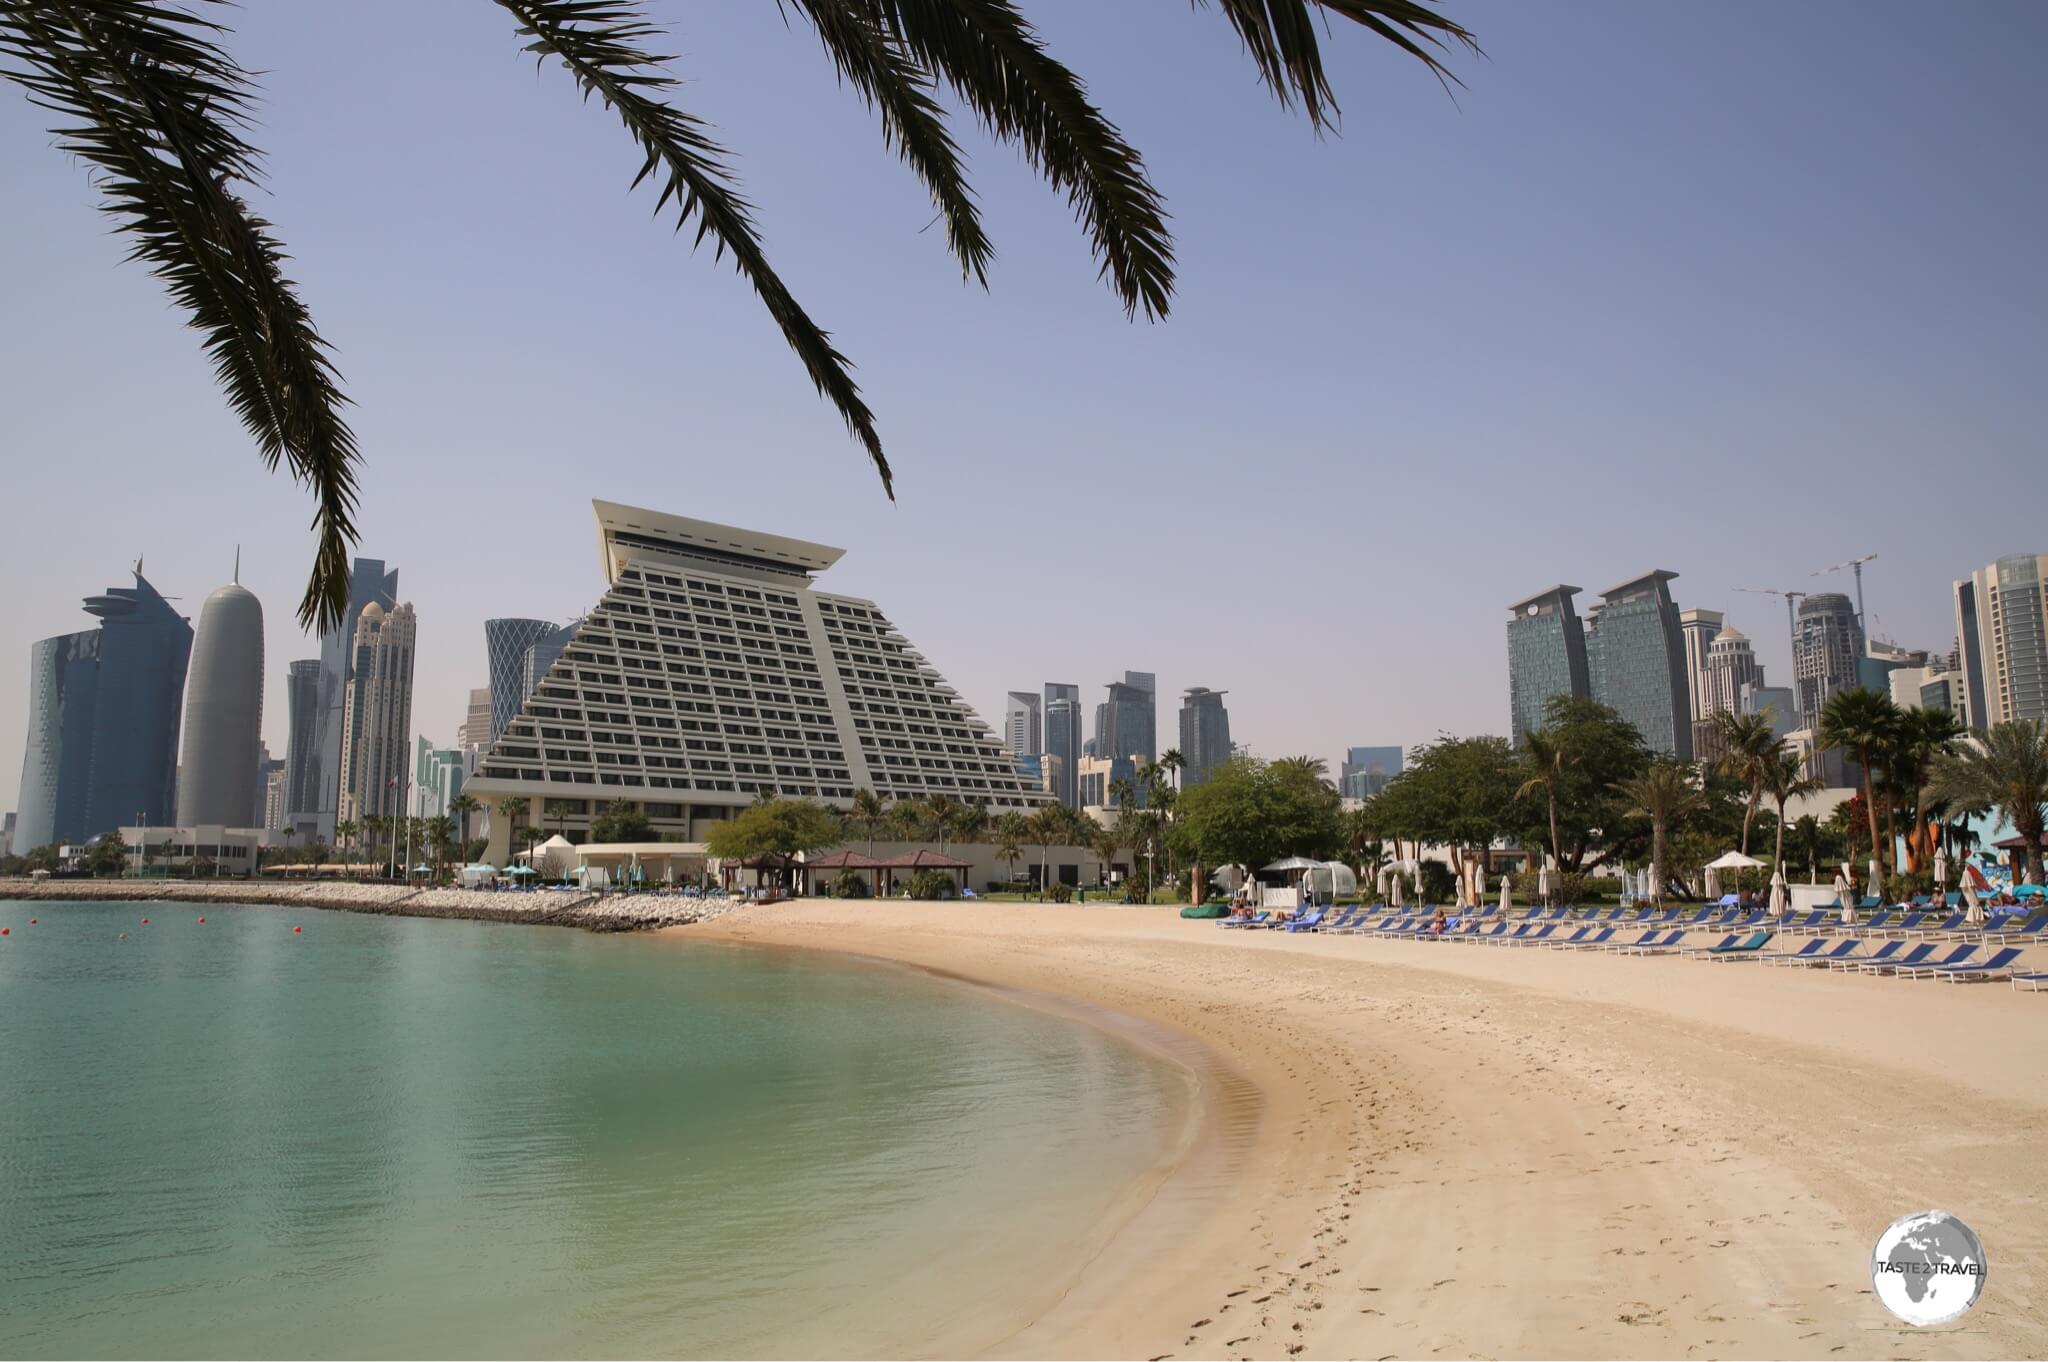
xmin=1926 ymin=947 xmax=2026 ymax=982
xmin=1892 ymin=945 xmax=1980 ymax=979
xmin=1625 ymin=930 xmax=1705 ymax=955
xmin=1557 ymin=927 xmax=1616 ymax=950
xmin=1756 ymin=939 xmax=1832 ymax=967
xmin=1220 ymin=911 xmax=1270 ymax=929
xmin=1284 ymin=910 xmax=1326 ymax=933
xmin=1856 ymin=941 xmax=1939 ymax=973
xmin=1584 ymin=929 xmax=1662 ymax=952
xmin=1828 ymin=939 xmax=1906 ymax=970
xmin=1684 ymin=930 xmax=1773 ymax=959
xmin=1769 ymin=938 xmax=1864 ymax=967
xmin=2010 ymin=973 xmax=2048 ymax=992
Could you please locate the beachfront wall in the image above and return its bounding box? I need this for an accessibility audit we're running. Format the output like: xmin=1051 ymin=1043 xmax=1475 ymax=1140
xmin=808 ymin=840 xmax=1131 ymax=893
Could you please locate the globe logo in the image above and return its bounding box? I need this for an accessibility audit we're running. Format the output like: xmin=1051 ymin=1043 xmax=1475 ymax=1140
xmin=1870 ymin=1210 xmax=1987 ymax=1327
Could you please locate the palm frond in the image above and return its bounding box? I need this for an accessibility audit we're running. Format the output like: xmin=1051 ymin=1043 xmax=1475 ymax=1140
xmin=495 ymin=0 xmax=890 ymax=493
xmin=779 ymin=0 xmax=990 ymax=285
xmin=1 ymin=0 xmax=360 ymax=631
xmin=865 ymin=0 xmax=1175 ymax=319
xmin=1199 ymin=0 xmax=1479 ymax=121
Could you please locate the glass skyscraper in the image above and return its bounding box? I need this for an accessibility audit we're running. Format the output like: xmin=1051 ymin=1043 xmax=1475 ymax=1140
xmin=1506 ymin=585 xmax=1590 ymax=742
xmin=282 ymin=658 xmax=321 ymax=833
xmin=1586 ymin=571 xmax=1692 ymax=759
xmin=1339 ymin=745 xmax=1403 ymax=800
xmin=1043 ymin=683 xmax=1081 ymax=807
xmin=13 ymin=569 xmax=192 ymax=849
xmin=310 ymin=558 xmax=399 ymax=842
xmin=485 ymin=618 xmax=564 ymax=747
xmin=1178 ymin=688 xmax=1232 ymax=787
xmin=1953 ymin=554 xmax=2048 ymax=727
xmin=1094 ymin=670 xmax=1157 ymax=766
xmin=1792 ymin=592 xmax=1863 ymax=733
xmin=1003 ymin=690 xmax=1041 ymax=757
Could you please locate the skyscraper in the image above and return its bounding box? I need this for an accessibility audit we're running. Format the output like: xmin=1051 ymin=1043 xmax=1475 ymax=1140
xmin=456 ymin=686 xmax=493 ymax=750
xmin=1792 ymin=592 xmax=1864 ymax=732
xmin=1339 ymin=745 xmax=1403 ymax=800
xmin=1586 ymin=571 xmax=1692 ymax=759
xmin=485 ymin=618 xmax=563 ymax=746
xmin=336 ymin=602 xmax=417 ymax=826
xmin=14 ymin=568 xmax=192 ymax=848
xmin=1678 ymin=608 xmax=1724 ymax=724
xmin=1506 ymin=585 xmax=1590 ymax=742
xmin=310 ymin=558 xmax=398 ymax=841
xmin=1003 ymin=690 xmax=1041 ymax=757
xmin=282 ymin=658 xmax=321 ymax=833
xmin=1094 ymin=671 xmax=1157 ymax=765
xmin=523 ymin=623 xmax=576 ymax=705
xmin=1178 ymin=688 xmax=1232 ymax=787
xmin=1044 ymin=682 xmax=1082 ymax=807
xmin=176 ymin=577 xmax=264 ymax=827
xmin=1953 ymin=554 xmax=2048 ymax=727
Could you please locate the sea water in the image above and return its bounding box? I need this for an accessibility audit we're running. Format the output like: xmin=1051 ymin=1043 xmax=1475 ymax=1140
xmin=0 ymin=902 xmax=1184 ymax=1358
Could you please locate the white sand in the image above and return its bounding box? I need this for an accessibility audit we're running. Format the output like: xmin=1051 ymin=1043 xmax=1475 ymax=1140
xmin=681 ymin=902 xmax=2048 ymax=1360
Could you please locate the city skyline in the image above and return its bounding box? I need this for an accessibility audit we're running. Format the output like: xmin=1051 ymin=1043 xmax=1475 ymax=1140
xmin=3 ymin=3 xmax=2042 ymax=810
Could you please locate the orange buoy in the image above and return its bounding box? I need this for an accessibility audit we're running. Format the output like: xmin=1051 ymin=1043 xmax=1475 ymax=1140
xmin=292 ymin=925 xmax=302 ymax=933
xmin=141 ymin=917 xmax=150 ymax=924
xmin=28 ymin=918 xmax=36 ymax=925
xmin=2 ymin=927 xmax=9 ymax=936
xmin=197 ymin=916 xmax=206 ymax=924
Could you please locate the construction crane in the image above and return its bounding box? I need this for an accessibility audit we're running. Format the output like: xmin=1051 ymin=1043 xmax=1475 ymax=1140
xmin=1811 ymin=553 xmax=1877 ymax=632
xmin=1735 ymin=587 xmax=1807 ymax=671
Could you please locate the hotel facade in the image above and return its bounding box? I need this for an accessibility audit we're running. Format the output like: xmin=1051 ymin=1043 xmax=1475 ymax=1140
xmin=464 ymin=502 xmax=1047 ymax=862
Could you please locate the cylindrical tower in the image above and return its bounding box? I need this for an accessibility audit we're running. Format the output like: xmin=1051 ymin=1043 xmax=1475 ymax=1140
xmin=176 ymin=582 xmax=265 ymax=826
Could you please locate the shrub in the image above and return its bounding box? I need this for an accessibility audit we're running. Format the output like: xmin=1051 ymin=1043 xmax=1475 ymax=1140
xmin=1510 ymin=870 xmax=1589 ymax=908
xmin=1048 ymin=880 xmax=1075 ymax=904
xmin=906 ymin=869 xmax=957 ymax=900
xmin=829 ymin=868 xmax=870 ymax=899
xmin=1418 ymin=860 xmax=1457 ymax=905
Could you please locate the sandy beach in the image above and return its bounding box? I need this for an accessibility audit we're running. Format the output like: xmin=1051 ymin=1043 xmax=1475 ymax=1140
xmin=682 ymin=902 xmax=2048 ymax=1360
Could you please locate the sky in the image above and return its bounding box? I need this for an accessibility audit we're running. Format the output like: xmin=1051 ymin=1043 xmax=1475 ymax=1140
xmin=3 ymin=0 xmax=2045 ymax=805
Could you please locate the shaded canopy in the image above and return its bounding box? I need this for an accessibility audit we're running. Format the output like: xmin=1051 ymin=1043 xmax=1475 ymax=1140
xmin=876 ymin=849 xmax=970 ymax=870
xmin=805 ymin=850 xmax=886 ymax=870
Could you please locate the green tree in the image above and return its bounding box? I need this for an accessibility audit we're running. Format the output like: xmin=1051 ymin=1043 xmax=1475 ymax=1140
xmin=544 ymin=799 xmax=573 ymax=840
xmin=85 ymin=831 xmax=128 ymax=877
xmin=1507 ymin=697 xmax=1651 ymax=872
xmin=993 ymin=811 xmax=1029 ymax=888
xmin=1027 ymin=803 xmax=1082 ymax=900
xmin=1894 ymin=706 xmax=1963 ymax=871
xmin=334 ymin=819 xmax=359 ymax=864
xmin=1158 ymin=748 xmax=1185 ymax=794
xmin=1818 ymin=687 xmax=1902 ymax=872
xmin=1755 ymin=746 xmax=1822 ymax=876
xmin=590 ymin=800 xmax=655 ymax=843
xmin=423 ymin=814 xmax=454 ymax=881
xmin=1611 ymin=762 xmax=1706 ymax=905
xmin=1711 ymin=708 xmax=1780 ymax=858
xmin=1926 ymin=720 xmax=2048 ymax=884
xmin=448 ymin=793 xmax=480 ymax=850
xmin=849 ymin=788 xmax=889 ymax=854
xmin=495 ymin=796 xmax=530 ymax=864
xmin=703 ymin=799 xmax=843 ymax=883
xmin=0 ymin=2 xmax=1474 ymax=630
xmin=1171 ymin=756 xmax=1342 ymax=875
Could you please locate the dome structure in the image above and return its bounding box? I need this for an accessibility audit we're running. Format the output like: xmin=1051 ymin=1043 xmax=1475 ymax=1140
xmin=1715 ymin=625 xmax=1747 ymax=642
xmin=360 ymin=600 xmax=385 ymax=622
xmin=176 ymin=581 xmax=265 ymax=827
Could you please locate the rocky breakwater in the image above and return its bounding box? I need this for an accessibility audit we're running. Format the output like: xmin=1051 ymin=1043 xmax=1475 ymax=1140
xmin=1 ymin=878 xmax=757 ymax=932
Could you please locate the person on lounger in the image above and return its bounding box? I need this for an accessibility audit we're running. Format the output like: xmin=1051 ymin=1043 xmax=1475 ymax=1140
xmin=1430 ymin=908 xmax=1448 ymax=936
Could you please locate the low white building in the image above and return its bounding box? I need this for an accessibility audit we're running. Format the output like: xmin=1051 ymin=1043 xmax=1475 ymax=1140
xmin=117 ymin=824 xmax=284 ymax=874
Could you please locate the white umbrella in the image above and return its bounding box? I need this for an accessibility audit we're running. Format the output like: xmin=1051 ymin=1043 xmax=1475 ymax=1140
xmin=1538 ymin=863 xmax=1552 ymax=906
xmin=1498 ymin=873 xmax=1512 ymax=916
xmin=1375 ymin=864 xmax=1390 ymax=903
xmin=1866 ymin=856 xmax=1883 ymax=906
xmin=1390 ymin=869 xmax=1404 ymax=909
xmin=1647 ymin=862 xmax=1663 ymax=906
xmin=1703 ymin=864 xmax=1722 ymax=901
xmin=1769 ymin=865 xmax=1788 ymax=917
xmin=1963 ymin=876 xmax=1983 ymax=925
xmin=1933 ymin=847 xmax=1950 ymax=887
xmin=1471 ymin=865 xmax=1485 ymax=907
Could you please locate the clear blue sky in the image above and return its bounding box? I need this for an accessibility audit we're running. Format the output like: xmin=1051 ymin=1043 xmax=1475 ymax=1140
xmin=3 ymin=1 xmax=2043 ymax=798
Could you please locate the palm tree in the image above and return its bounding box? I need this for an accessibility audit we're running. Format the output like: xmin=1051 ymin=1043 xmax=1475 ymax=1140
xmin=1611 ymin=763 xmax=1705 ymax=906
xmin=1818 ymin=688 xmax=1902 ymax=873
xmin=994 ymin=812 xmax=1029 ymax=890
xmin=1789 ymin=814 xmax=1826 ymax=884
xmin=1273 ymin=755 xmax=1330 ymax=781
xmin=448 ymin=793 xmax=480 ymax=853
xmin=1028 ymin=804 xmax=1069 ymax=901
xmin=947 ymin=799 xmax=988 ymax=849
xmin=334 ymin=819 xmax=358 ymax=864
xmin=1711 ymin=709 xmax=1779 ymax=857
xmin=1515 ymin=729 xmax=1574 ymax=904
xmin=2 ymin=2 xmax=1473 ymax=633
xmin=1927 ymin=720 xmax=2048 ymax=884
xmin=495 ymin=796 xmax=529 ymax=864
xmin=1090 ymin=821 xmax=1122 ymax=891
xmin=850 ymin=788 xmax=888 ymax=854
xmin=424 ymin=815 xmax=454 ymax=883
xmin=1755 ymin=746 xmax=1822 ymax=877
xmin=922 ymin=794 xmax=961 ymax=852
xmin=1158 ymin=749 xmax=1185 ymax=795
xmin=1894 ymin=707 xmax=1963 ymax=871
xmin=544 ymin=799 xmax=572 ymax=841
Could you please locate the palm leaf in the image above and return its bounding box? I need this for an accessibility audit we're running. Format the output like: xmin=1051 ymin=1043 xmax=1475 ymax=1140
xmin=495 ymin=0 xmax=891 ymax=492
xmin=1 ymin=0 xmax=360 ymax=631
xmin=1200 ymin=0 xmax=1479 ymax=120
xmin=780 ymin=0 xmax=991 ymax=285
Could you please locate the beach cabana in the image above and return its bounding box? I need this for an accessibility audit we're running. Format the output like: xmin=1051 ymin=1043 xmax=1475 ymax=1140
xmin=575 ymin=842 xmax=707 ymax=891
xmin=874 ymin=848 xmax=970 ymax=898
xmin=804 ymin=849 xmax=886 ymax=898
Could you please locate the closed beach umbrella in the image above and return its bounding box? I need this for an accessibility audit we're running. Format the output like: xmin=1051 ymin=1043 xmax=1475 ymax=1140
xmin=1933 ymin=847 xmax=1949 ymax=889
xmin=1469 ymin=865 xmax=1483 ymax=908
xmin=1866 ymin=857 xmax=1883 ymax=905
xmin=1963 ymin=877 xmax=1983 ymax=925
xmin=1390 ymin=869 xmax=1404 ymax=909
xmin=1498 ymin=873 xmax=1512 ymax=915
xmin=1647 ymin=862 xmax=1663 ymax=906
xmin=1704 ymin=864 xmax=1721 ymax=901
xmin=1769 ymin=866 xmax=1788 ymax=917
xmin=1538 ymin=863 xmax=1551 ymax=905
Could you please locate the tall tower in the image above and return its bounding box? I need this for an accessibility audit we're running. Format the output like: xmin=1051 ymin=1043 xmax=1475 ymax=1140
xmin=1586 ymin=571 xmax=1692 ymax=759
xmin=1953 ymin=554 xmax=2048 ymax=728
xmin=1678 ymin=608 xmax=1724 ymax=724
xmin=1003 ymin=691 xmax=1042 ymax=756
xmin=1044 ymin=682 xmax=1082 ymax=807
xmin=336 ymin=601 xmax=417 ymax=826
xmin=1178 ymin=688 xmax=1232 ymax=787
xmin=1506 ymin=585 xmax=1590 ymax=742
xmin=1793 ymin=592 xmax=1864 ymax=732
xmin=484 ymin=618 xmax=564 ymax=745
xmin=282 ymin=659 xmax=321 ymax=832
xmin=310 ymin=558 xmax=398 ymax=841
xmin=176 ymin=577 xmax=265 ymax=826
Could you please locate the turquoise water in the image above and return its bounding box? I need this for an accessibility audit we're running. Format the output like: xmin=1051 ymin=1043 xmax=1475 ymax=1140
xmin=0 ymin=902 xmax=1184 ymax=1358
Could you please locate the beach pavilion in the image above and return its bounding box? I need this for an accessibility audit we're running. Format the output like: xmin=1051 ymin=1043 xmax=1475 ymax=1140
xmin=573 ymin=841 xmax=708 ymax=889
xmin=873 ymin=848 xmax=972 ymax=897
xmin=803 ymin=848 xmax=886 ymax=897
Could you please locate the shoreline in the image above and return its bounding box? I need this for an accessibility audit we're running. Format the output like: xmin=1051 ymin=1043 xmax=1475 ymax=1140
xmin=683 ymin=900 xmax=2048 ymax=1360
xmin=0 ymin=878 xmax=743 ymax=931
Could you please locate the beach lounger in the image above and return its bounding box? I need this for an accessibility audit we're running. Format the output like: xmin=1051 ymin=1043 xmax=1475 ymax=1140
xmin=1827 ymin=939 xmax=1906 ymax=970
xmin=1219 ymin=912 xmax=1270 ymax=929
xmin=1891 ymin=945 xmax=1980 ymax=980
xmin=1555 ymin=927 xmax=1617 ymax=950
xmin=1582 ymin=929 xmax=1662 ymax=952
xmin=1488 ymin=924 xmax=1542 ymax=946
xmin=2011 ymin=973 xmax=2048 ymax=992
xmin=1770 ymin=938 xmax=1864 ymax=967
xmin=1684 ymin=930 xmax=1773 ymax=959
xmin=1855 ymin=941 xmax=1939 ymax=974
xmin=1283 ymin=910 xmax=1326 ymax=933
xmin=1507 ymin=925 xmax=1577 ymax=948
xmin=1755 ymin=939 xmax=1832 ymax=967
xmin=1925 ymin=947 xmax=2025 ymax=982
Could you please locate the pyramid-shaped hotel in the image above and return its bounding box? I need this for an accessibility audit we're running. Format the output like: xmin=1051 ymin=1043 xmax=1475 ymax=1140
xmin=465 ymin=501 xmax=1047 ymax=861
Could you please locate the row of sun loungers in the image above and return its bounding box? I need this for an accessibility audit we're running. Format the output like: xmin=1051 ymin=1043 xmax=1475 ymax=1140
xmin=1214 ymin=905 xmax=2046 ymax=986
